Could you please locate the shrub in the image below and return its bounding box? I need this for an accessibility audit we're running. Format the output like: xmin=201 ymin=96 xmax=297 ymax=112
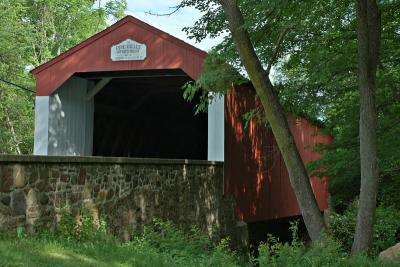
xmin=256 ymin=234 xmax=397 ymax=267
xmin=135 ymin=219 xmax=244 ymax=267
xmin=57 ymin=208 xmax=109 ymax=242
xmin=379 ymin=173 xmax=400 ymax=209
xmin=54 ymin=216 xmax=245 ymax=266
xmin=329 ymin=204 xmax=400 ymax=256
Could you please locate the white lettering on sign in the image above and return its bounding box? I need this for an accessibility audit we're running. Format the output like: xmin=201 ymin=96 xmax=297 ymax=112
xmin=111 ymin=39 xmax=147 ymax=61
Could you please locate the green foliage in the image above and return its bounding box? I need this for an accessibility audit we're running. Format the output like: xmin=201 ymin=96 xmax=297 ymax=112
xmin=0 ymin=88 xmax=34 ymax=155
xmin=379 ymin=174 xmax=400 ymax=209
xmin=256 ymin=234 xmax=397 ymax=267
xmin=329 ymin=205 xmax=400 ymax=257
xmin=181 ymin=0 xmax=400 ymax=212
xmin=25 ymin=0 xmax=127 ymax=65
xmin=16 ymin=226 xmax=26 ymax=239
xmin=58 ymin=209 xmax=109 ymax=242
xmin=195 ymin=51 xmax=246 ymax=93
xmin=182 ymin=51 xmax=246 ymax=114
xmin=142 ymin=219 xmax=211 ymax=254
xmin=105 ymin=0 xmax=127 ymax=22
xmin=2 ymin=218 xmax=399 ymax=266
xmin=0 ymin=0 xmax=127 ymax=155
xmin=182 ymin=82 xmax=211 ymax=114
xmin=242 ymin=108 xmax=260 ymax=129
xmin=252 ymin=220 xmax=397 ymax=267
xmin=135 ymin=219 xmax=243 ymax=267
xmin=275 ymin=0 xmax=400 ymax=210
xmin=0 ymin=0 xmax=35 ymax=155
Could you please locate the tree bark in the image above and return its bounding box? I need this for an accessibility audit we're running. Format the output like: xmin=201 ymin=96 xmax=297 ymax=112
xmin=351 ymin=0 xmax=380 ymax=255
xmin=5 ymin=114 xmax=21 ymax=155
xmin=220 ymin=0 xmax=325 ymax=241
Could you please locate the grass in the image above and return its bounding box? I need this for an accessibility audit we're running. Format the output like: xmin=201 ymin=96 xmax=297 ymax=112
xmin=0 ymin=217 xmax=398 ymax=267
xmin=0 ymin=235 xmax=238 ymax=267
xmin=1 ymin=234 xmax=398 ymax=267
xmin=0 ymin=236 xmax=154 ymax=267
xmin=0 ymin=219 xmax=244 ymax=267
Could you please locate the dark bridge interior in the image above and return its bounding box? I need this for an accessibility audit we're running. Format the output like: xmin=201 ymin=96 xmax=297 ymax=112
xmin=79 ymin=70 xmax=207 ymax=159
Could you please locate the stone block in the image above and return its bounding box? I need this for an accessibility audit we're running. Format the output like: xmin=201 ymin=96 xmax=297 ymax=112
xmin=26 ymin=189 xmax=38 ymax=207
xmin=83 ymin=184 xmax=92 ymax=200
xmin=39 ymin=168 xmax=49 ymax=181
xmin=0 ymin=202 xmax=11 ymax=215
xmin=13 ymin=165 xmax=26 ymax=188
xmin=1 ymin=167 xmax=14 ymax=193
xmin=96 ymin=190 xmax=108 ymax=202
xmin=0 ymin=215 xmax=25 ymax=230
xmin=125 ymin=174 xmax=131 ymax=183
xmin=39 ymin=193 xmax=50 ymax=205
xmin=69 ymin=192 xmax=81 ymax=205
xmin=28 ymin=169 xmax=39 ymax=184
xmin=35 ymin=180 xmax=47 ymax=192
xmin=379 ymin=242 xmax=400 ymax=263
xmin=54 ymin=192 xmax=66 ymax=208
xmin=51 ymin=170 xmax=60 ymax=179
xmin=78 ymin=168 xmax=86 ymax=185
xmin=10 ymin=190 xmax=26 ymax=216
xmin=60 ymin=175 xmax=69 ymax=183
xmin=0 ymin=194 xmax=11 ymax=206
xmin=107 ymin=189 xmax=114 ymax=200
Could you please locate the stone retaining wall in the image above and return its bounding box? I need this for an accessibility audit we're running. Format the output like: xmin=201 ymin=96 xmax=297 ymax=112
xmin=0 ymin=156 xmax=239 ymax=243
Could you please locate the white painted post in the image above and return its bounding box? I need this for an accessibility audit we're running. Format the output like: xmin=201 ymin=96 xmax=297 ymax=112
xmin=33 ymin=96 xmax=50 ymax=155
xmin=207 ymin=94 xmax=225 ymax=161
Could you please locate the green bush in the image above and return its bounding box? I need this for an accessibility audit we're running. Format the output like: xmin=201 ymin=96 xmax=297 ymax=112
xmin=56 ymin=216 xmax=245 ymax=266
xmin=379 ymin=173 xmax=400 ymax=209
xmin=57 ymin=208 xmax=109 ymax=242
xmin=330 ymin=204 xmax=400 ymax=256
xmin=134 ymin=219 xmax=244 ymax=267
xmin=254 ymin=218 xmax=399 ymax=267
xmin=256 ymin=237 xmax=398 ymax=267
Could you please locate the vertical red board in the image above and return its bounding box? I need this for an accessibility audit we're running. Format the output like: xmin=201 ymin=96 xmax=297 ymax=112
xmin=224 ymin=85 xmax=332 ymax=222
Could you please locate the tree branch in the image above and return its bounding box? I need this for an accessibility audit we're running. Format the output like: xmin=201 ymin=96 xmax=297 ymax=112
xmin=266 ymin=26 xmax=291 ymax=74
xmin=145 ymin=5 xmax=182 ymax=17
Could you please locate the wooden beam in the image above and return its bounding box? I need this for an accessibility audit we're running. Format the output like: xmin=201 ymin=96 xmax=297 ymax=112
xmin=86 ymin=78 xmax=112 ymax=100
xmin=94 ymin=74 xmax=188 ymax=79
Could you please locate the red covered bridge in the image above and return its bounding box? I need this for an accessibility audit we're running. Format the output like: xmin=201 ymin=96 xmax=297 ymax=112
xmin=31 ymin=16 xmax=330 ymax=228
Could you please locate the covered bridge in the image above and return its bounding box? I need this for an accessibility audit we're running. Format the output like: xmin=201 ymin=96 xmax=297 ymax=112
xmin=31 ymin=16 xmax=330 ymax=234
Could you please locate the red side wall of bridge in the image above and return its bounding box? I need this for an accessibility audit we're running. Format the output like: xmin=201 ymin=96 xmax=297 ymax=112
xmin=224 ymin=85 xmax=331 ymax=222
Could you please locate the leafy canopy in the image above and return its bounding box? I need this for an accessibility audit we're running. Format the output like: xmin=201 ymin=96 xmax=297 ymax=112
xmin=180 ymin=0 xmax=400 ymax=211
xmin=0 ymin=0 xmax=127 ymax=154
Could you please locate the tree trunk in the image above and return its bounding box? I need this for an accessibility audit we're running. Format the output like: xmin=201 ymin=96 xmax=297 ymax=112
xmin=220 ymin=0 xmax=325 ymax=241
xmin=351 ymin=0 xmax=380 ymax=255
xmin=5 ymin=114 xmax=21 ymax=155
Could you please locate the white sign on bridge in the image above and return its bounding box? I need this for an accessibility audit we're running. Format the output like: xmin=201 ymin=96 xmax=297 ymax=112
xmin=111 ymin=39 xmax=147 ymax=61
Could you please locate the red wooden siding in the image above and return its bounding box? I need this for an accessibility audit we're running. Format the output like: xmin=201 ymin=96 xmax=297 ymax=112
xmin=32 ymin=16 xmax=207 ymax=96
xmin=224 ymin=85 xmax=331 ymax=222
